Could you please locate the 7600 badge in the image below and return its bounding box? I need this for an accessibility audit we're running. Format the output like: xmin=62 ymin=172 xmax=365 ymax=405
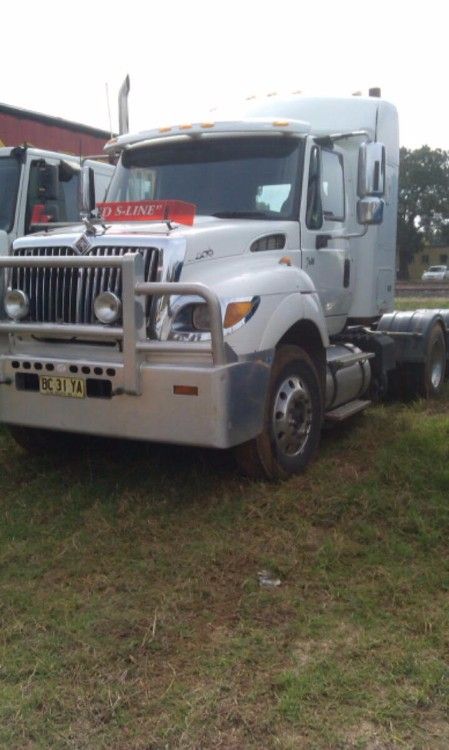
xmin=39 ymin=376 xmax=85 ymax=399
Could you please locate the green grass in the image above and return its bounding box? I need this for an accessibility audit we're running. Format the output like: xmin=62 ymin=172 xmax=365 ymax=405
xmin=1 ymin=390 xmax=449 ymax=748
xmin=395 ymin=296 xmax=449 ymax=311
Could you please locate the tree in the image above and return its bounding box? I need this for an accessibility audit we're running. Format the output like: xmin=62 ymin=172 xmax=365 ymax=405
xmin=397 ymin=146 xmax=449 ymax=278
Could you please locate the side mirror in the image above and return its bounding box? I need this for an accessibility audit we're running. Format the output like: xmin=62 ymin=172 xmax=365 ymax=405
xmin=357 ymin=196 xmax=384 ymax=225
xmin=0 ymin=230 xmax=9 ymax=256
xmin=358 ymin=142 xmax=385 ymax=197
xmin=37 ymin=162 xmax=59 ymax=200
xmin=80 ymin=165 xmax=96 ymax=217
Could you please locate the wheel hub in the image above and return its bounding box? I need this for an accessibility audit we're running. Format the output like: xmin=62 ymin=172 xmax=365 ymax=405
xmin=430 ymin=336 xmax=445 ymax=390
xmin=272 ymin=375 xmax=313 ymax=457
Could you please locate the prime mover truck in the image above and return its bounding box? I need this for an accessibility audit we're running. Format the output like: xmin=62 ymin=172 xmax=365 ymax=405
xmin=0 ymin=145 xmax=113 ymax=252
xmin=0 ymin=91 xmax=447 ymax=478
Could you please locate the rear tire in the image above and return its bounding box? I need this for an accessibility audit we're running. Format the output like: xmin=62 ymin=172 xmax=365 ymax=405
xmin=402 ymin=323 xmax=446 ymax=400
xmin=234 ymin=345 xmax=323 ymax=480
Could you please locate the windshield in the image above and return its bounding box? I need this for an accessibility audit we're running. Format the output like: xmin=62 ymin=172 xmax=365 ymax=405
xmin=107 ymin=136 xmax=304 ymax=220
xmin=0 ymin=156 xmax=21 ymax=232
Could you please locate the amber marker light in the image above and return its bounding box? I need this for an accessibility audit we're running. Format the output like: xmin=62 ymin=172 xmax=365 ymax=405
xmin=173 ymin=385 xmax=199 ymax=396
xmin=279 ymin=256 xmax=292 ymax=266
xmin=179 ymin=124 xmax=193 ymax=130
xmin=273 ymin=120 xmax=289 ymax=127
xmin=224 ymin=301 xmax=254 ymax=328
xmin=159 ymin=126 xmax=172 ymax=133
xmin=200 ymin=122 xmax=215 ymax=128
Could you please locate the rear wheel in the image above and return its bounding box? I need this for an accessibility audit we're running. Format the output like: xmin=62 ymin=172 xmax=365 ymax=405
xmin=402 ymin=323 xmax=447 ymax=399
xmin=234 ymin=345 xmax=323 ymax=480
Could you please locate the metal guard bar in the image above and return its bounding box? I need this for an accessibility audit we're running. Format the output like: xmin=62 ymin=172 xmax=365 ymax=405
xmin=135 ymin=281 xmax=225 ymax=366
xmin=0 ymin=255 xmax=227 ymax=392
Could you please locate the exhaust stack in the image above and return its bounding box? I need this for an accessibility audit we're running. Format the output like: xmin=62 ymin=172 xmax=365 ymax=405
xmin=118 ymin=75 xmax=130 ymax=134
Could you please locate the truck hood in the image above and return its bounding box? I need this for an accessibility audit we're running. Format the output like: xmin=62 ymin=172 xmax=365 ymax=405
xmin=19 ymin=215 xmax=300 ymax=264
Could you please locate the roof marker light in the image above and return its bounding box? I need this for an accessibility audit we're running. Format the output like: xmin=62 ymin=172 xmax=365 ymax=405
xmin=200 ymin=122 xmax=215 ymax=128
xmin=159 ymin=126 xmax=172 ymax=133
xmin=179 ymin=124 xmax=193 ymax=130
xmin=273 ymin=120 xmax=290 ymax=127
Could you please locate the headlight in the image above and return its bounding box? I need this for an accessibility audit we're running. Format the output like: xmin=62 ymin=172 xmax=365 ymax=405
xmin=94 ymin=292 xmax=121 ymax=324
xmin=192 ymin=304 xmax=211 ymax=331
xmin=173 ymin=297 xmax=260 ymax=335
xmin=5 ymin=289 xmax=29 ymax=321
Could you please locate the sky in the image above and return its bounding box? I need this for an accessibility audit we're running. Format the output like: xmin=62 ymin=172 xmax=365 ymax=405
xmin=2 ymin=0 xmax=449 ymax=150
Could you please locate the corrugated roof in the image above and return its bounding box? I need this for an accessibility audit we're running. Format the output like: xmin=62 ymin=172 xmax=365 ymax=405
xmin=0 ymin=102 xmax=114 ymax=138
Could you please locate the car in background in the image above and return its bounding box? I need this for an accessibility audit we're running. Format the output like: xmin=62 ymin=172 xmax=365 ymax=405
xmin=421 ymin=265 xmax=449 ymax=282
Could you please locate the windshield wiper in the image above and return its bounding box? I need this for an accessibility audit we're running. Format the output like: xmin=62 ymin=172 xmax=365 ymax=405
xmin=212 ymin=210 xmax=274 ymax=220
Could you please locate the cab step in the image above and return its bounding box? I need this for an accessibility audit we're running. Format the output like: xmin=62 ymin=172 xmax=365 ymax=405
xmin=325 ymin=399 xmax=371 ymax=422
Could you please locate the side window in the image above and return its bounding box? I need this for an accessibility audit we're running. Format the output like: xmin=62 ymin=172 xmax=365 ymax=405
xmin=306 ymin=146 xmax=323 ymax=230
xmin=321 ymin=149 xmax=344 ymax=221
xmin=94 ymin=170 xmax=112 ymax=203
xmin=306 ymin=147 xmax=345 ymax=230
xmin=26 ymin=160 xmax=80 ymax=231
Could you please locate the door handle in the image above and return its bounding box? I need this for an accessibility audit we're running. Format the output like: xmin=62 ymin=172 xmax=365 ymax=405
xmin=343 ymin=258 xmax=351 ymax=288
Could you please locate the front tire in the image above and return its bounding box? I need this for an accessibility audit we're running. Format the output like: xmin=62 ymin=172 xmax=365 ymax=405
xmin=234 ymin=345 xmax=323 ymax=480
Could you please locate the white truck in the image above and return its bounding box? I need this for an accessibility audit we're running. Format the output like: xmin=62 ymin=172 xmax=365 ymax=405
xmin=0 ymin=91 xmax=447 ymax=478
xmin=0 ymin=145 xmax=113 ymax=252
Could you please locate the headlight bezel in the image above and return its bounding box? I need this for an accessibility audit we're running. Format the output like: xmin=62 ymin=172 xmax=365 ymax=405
xmin=93 ymin=291 xmax=122 ymax=325
xmin=171 ymin=296 xmax=260 ymax=338
xmin=4 ymin=289 xmax=29 ymax=321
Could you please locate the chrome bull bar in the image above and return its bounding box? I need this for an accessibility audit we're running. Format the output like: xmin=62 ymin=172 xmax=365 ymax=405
xmin=0 ymin=253 xmax=226 ymax=395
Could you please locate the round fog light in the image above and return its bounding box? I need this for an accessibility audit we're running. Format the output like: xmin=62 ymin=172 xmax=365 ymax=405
xmin=94 ymin=292 xmax=121 ymax=324
xmin=5 ymin=289 xmax=29 ymax=321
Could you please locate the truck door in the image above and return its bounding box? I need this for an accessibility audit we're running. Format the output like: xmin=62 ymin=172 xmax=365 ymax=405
xmin=25 ymin=159 xmax=80 ymax=234
xmin=300 ymin=141 xmax=353 ymax=335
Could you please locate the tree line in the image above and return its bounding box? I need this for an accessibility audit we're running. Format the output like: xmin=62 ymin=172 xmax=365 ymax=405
xmin=397 ymin=146 xmax=449 ymax=278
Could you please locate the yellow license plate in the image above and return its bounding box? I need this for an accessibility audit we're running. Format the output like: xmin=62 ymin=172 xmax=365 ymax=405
xmin=39 ymin=375 xmax=85 ymax=399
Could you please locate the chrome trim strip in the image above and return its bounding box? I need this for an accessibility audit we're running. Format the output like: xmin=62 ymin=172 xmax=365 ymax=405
xmin=0 ymin=322 xmax=123 ymax=339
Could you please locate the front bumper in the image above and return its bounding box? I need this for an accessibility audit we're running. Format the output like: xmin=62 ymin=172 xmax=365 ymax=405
xmin=0 ymin=355 xmax=270 ymax=448
xmin=0 ymin=253 xmax=270 ymax=448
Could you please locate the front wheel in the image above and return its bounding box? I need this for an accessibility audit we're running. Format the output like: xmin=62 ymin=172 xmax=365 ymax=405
xmin=234 ymin=345 xmax=323 ymax=480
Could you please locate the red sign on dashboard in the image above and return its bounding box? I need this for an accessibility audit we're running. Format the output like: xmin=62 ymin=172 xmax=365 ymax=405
xmin=97 ymin=200 xmax=196 ymax=226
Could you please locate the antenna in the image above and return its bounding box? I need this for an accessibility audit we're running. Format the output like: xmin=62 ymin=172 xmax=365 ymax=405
xmin=105 ymin=82 xmax=113 ymax=139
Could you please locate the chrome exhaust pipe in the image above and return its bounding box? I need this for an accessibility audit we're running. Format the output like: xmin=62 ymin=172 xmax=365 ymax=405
xmin=118 ymin=75 xmax=130 ymax=135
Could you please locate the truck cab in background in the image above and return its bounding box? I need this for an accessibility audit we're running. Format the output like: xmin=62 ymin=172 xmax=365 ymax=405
xmin=0 ymin=146 xmax=113 ymax=253
xmin=0 ymin=92 xmax=447 ymax=479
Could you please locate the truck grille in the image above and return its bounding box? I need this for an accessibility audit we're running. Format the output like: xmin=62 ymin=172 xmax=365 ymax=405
xmin=10 ymin=246 xmax=160 ymax=325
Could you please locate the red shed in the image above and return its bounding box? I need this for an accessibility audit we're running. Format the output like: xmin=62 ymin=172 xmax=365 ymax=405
xmin=0 ymin=102 xmax=112 ymax=155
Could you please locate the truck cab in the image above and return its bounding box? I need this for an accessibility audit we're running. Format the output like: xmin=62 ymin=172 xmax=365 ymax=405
xmin=0 ymin=146 xmax=113 ymax=253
